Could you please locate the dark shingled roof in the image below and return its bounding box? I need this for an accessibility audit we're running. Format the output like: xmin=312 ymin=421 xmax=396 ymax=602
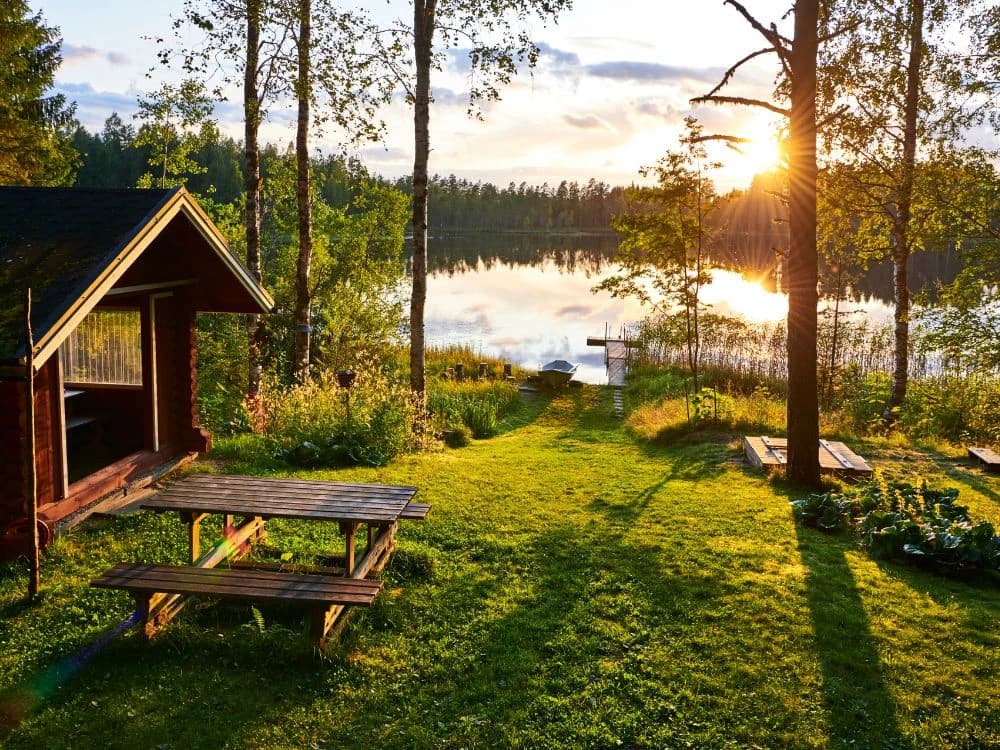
xmin=0 ymin=187 xmax=175 ymax=365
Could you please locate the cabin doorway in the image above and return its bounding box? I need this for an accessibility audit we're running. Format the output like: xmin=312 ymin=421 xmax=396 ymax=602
xmin=58 ymin=308 xmax=146 ymax=489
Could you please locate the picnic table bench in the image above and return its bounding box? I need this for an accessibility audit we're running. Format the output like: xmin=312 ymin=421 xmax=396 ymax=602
xmin=93 ymin=564 xmax=383 ymax=642
xmin=91 ymin=474 xmax=427 ymax=647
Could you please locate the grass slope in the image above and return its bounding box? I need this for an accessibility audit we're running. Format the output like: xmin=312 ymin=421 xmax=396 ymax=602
xmin=1 ymin=387 xmax=997 ymax=749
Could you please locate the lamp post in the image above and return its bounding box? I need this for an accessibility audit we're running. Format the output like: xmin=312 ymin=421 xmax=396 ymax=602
xmin=336 ymin=369 xmax=356 ymax=423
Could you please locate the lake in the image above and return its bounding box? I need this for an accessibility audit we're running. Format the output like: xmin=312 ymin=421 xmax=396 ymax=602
xmin=415 ymin=233 xmax=951 ymax=384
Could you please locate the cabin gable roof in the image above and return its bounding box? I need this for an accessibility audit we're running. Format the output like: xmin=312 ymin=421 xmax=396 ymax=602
xmin=0 ymin=186 xmax=273 ymax=368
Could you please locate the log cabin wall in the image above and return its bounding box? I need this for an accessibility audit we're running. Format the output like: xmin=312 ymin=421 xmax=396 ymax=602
xmin=0 ymin=380 xmax=26 ymax=528
xmin=33 ymin=358 xmax=62 ymax=509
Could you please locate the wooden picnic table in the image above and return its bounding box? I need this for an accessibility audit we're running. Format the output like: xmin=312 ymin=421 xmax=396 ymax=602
xmin=92 ymin=474 xmax=428 ymax=647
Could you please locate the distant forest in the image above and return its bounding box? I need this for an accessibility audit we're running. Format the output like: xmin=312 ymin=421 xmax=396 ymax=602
xmin=70 ymin=116 xmax=626 ymax=231
xmin=69 ymin=116 xmax=792 ymax=238
xmin=71 ymin=115 xmax=957 ymax=297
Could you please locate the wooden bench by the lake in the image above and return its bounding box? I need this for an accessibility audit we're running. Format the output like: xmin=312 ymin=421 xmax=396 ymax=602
xmin=743 ymin=436 xmax=873 ymax=477
xmin=968 ymin=447 xmax=1000 ymax=473
xmin=92 ymin=564 xmax=382 ymax=646
xmin=90 ymin=475 xmax=428 ymax=648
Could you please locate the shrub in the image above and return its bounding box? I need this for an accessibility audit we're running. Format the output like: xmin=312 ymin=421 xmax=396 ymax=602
xmin=443 ymin=424 xmax=473 ymax=448
xmin=791 ymin=478 xmax=1000 ymax=579
xmin=265 ymin=367 xmax=420 ymax=467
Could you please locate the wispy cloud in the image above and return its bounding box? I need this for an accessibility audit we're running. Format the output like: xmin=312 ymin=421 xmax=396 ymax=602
xmin=583 ymin=61 xmax=723 ymax=84
xmin=54 ymin=81 xmax=138 ymax=128
xmin=563 ymin=114 xmax=607 ymax=130
xmin=536 ymin=41 xmax=580 ymax=67
xmin=62 ymin=43 xmax=130 ymax=67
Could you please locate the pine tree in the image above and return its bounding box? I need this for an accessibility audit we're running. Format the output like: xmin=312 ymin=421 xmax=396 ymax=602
xmin=0 ymin=0 xmax=76 ymax=185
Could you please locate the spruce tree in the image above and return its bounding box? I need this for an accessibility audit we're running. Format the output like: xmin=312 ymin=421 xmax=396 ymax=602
xmin=0 ymin=0 xmax=76 ymax=185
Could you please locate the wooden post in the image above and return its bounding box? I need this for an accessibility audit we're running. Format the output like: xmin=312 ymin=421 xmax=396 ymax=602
xmin=340 ymin=521 xmax=359 ymax=575
xmin=478 ymin=362 xmax=489 ymax=379
xmin=503 ymin=363 xmax=512 ymax=379
xmin=454 ymin=363 xmax=464 ymax=381
xmin=24 ymin=289 xmax=41 ymax=600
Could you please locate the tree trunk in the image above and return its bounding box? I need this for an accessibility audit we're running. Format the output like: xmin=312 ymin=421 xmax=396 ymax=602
xmin=883 ymin=0 xmax=923 ymax=423
xmin=294 ymin=0 xmax=313 ymax=382
xmin=24 ymin=289 xmax=40 ymax=600
xmin=785 ymin=0 xmax=821 ymax=487
xmin=245 ymin=0 xmax=264 ymax=408
xmin=409 ymin=0 xmax=435 ymax=398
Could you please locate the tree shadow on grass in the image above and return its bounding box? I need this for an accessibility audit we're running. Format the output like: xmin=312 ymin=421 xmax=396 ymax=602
xmin=941 ymin=464 xmax=1000 ymax=508
xmin=793 ymin=522 xmax=912 ymax=750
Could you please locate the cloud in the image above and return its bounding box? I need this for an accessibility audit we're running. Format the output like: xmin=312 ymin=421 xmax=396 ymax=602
xmin=584 ymin=61 xmax=723 ymax=84
xmin=431 ymin=87 xmax=470 ymax=107
xmin=54 ymin=80 xmax=139 ymax=128
xmin=62 ymin=43 xmax=131 ymax=67
xmin=632 ymin=99 xmax=680 ymax=119
xmin=536 ymin=41 xmax=580 ymax=67
xmin=554 ymin=304 xmax=595 ymax=317
xmin=563 ymin=114 xmax=607 ymax=130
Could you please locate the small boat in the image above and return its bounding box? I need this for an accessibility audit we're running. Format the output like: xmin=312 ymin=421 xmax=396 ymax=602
xmin=538 ymin=359 xmax=578 ymax=387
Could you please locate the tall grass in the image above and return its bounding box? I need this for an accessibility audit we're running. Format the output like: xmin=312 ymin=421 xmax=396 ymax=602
xmin=427 ymin=379 xmax=520 ymax=438
xmin=261 ymin=367 xmax=426 ymax=467
xmin=628 ymin=308 xmax=1000 ymax=446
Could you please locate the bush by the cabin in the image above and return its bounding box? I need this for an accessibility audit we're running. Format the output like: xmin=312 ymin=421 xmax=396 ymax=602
xmin=266 ymin=368 xmax=422 ymax=467
xmin=791 ymin=479 xmax=1000 ymax=579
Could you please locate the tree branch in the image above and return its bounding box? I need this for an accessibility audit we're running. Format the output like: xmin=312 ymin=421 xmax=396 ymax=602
xmin=690 ymin=94 xmax=790 ymax=118
xmin=703 ymin=47 xmax=778 ymax=98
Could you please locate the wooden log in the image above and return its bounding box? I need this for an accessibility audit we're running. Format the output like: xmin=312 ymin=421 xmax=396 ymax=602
xmin=454 ymin=363 xmax=465 ymax=381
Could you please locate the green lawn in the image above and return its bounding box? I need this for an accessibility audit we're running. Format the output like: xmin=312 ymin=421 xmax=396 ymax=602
xmin=1 ymin=387 xmax=998 ymax=749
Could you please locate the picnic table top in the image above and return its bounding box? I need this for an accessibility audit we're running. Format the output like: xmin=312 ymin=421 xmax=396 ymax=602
xmin=142 ymin=474 xmax=419 ymax=524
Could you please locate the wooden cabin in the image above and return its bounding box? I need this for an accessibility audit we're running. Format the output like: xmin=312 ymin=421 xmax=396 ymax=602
xmin=0 ymin=187 xmax=273 ymax=559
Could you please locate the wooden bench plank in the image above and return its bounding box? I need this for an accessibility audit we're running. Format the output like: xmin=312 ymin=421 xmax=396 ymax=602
xmin=969 ymin=446 xmax=1000 ymax=472
xmin=399 ymin=503 xmax=431 ymax=520
xmin=92 ymin=564 xmax=381 ymax=606
xmin=179 ymin=474 xmax=417 ymax=497
xmin=143 ymin=496 xmax=404 ymax=523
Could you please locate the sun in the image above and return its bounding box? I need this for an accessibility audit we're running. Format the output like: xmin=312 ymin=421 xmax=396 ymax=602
xmin=740 ymin=135 xmax=783 ymax=174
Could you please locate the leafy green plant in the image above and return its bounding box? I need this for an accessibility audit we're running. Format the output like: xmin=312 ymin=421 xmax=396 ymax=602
xmin=790 ymin=492 xmax=857 ymax=532
xmin=792 ymin=479 xmax=1000 ymax=578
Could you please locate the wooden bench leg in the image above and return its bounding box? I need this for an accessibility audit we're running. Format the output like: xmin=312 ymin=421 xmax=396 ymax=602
xmin=131 ymin=592 xmax=155 ymax=639
xmin=308 ymin=604 xmax=340 ymax=649
xmin=339 ymin=522 xmax=359 ymax=576
xmin=181 ymin=512 xmax=208 ymax=564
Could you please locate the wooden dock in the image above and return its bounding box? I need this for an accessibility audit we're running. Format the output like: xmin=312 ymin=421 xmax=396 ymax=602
xmin=743 ymin=436 xmax=873 ymax=477
xmin=968 ymin=446 xmax=1000 ymax=472
xmin=587 ymin=335 xmax=632 ymax=416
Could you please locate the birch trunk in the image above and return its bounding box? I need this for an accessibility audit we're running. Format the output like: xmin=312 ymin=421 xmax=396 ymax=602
xmin=245 ymin=0 xmax=264 ymax=405
xmin=294 ymin=0 xmax=313 ymax=382
xmin=883 ymin=0 xmax=923 ymax=423
xmin=409 ymin=0 xmax=435 ymax=398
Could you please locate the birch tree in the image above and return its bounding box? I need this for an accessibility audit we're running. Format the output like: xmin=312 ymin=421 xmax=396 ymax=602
xmin=816 ymin=0 xmax=999 ymax=423
xmin=154 ymin=0 xmax=292 ymax=407
xmin=384 ymin=0 xmax=572 ymax=398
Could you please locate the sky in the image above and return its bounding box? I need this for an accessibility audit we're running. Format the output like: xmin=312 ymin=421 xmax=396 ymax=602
xmin=44 ymin=0 xmax=797 ymax=189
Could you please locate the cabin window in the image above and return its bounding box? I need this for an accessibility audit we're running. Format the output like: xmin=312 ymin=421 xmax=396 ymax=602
xmin=59 ymin=310 xmax=142 ymax=385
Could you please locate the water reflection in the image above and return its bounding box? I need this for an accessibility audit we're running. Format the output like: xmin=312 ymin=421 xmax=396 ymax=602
xmin=417 ymin=233 xmax=955 ymax=384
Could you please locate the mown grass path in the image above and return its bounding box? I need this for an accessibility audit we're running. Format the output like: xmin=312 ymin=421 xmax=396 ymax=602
xmin=1 ymin=388 xmax=997 ymax=748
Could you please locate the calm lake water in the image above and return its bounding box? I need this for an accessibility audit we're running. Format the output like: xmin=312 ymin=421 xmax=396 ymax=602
xmin=415 ymin=233 xmax=949 ymax=384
